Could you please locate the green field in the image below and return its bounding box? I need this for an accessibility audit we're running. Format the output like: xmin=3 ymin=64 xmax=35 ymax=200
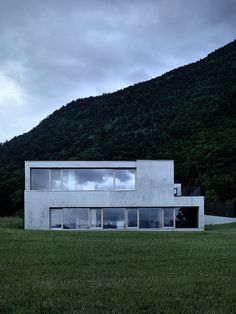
xmin=0 ymin=217 xmax=235 ymax=314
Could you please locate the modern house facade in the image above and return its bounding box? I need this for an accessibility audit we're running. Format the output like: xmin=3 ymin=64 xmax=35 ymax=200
xmin=24 ymin=160 xmax=204 ymax=230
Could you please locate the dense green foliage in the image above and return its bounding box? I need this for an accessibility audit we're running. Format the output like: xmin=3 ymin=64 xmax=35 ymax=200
xmin=0 ymin=40 xmax=236 ymax=215
xmin=0 ymin=217 xmax=235 ymax=313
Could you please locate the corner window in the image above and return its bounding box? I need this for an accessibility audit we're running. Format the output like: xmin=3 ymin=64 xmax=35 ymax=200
xmin=31 ymin=169 xmax=49 ymax=190
xmin=175 ymin=207 xmax=198 ymax=228
xmin=50 ymin=209 xmax=62 ymax=229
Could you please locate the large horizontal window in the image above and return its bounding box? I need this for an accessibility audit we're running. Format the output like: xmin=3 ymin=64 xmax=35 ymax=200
xmin=50 ymin=207 xmax=199 ymax=230
xmin=31 ymin=168 xmax=136 ymax=191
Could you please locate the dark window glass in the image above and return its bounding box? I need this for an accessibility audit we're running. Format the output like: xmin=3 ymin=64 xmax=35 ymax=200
xmin=163 ymin=208 xmax=174 ymax=227
xmin=139 ymin=208 xmax=161 ymax=228
xmin=175 ymin=207 xmax=198 ymax=228
xmin=103 ymin=208 xmax=125 ymax=229
xmin=127 ymin=208 xmax=138 ymax=227
xmin=31 ymin=169 xmax=49 ymax=190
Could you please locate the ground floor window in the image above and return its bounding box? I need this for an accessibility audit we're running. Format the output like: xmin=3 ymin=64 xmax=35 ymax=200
xmin=164 ymin=208 xmax=174 ymax=227
xmin=127 ymin=208 xmax=138 ymax=228
xmin=175 ymin=207 xmax=198 ymax=228
xmin=50 ymin=207 xmax=199 ymax=230
xmin=139 ymin=208 xmax=162 ymax=228
xmin=103 ymin=208 xmax=125 ymax=229
xmin=50 ymin=209 xmax=63 ymax=229
xmin=91 ymin=208 xmax=102 ymax=228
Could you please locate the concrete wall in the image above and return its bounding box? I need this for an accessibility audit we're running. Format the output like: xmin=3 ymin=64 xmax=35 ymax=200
xmin=204 ymin=215 xmax=236 ymax=225
xmin=24 ymin=160 xmax=204 ymax=230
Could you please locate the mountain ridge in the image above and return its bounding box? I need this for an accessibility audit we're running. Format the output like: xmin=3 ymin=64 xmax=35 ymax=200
xmin=0 ymin=40 xmax=236 ymax=215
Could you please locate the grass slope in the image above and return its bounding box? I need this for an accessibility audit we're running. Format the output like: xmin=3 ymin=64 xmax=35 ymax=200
xmin=0 ymin=218 xmax=235 ymax=313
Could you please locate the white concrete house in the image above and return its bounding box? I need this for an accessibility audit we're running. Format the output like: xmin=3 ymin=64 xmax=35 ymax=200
xmin=24 ymin=160 xmax=204 ymax=230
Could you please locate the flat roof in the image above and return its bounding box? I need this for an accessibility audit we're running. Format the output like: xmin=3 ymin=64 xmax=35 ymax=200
xmin=25 ymin=160 xmax=174 ymax=168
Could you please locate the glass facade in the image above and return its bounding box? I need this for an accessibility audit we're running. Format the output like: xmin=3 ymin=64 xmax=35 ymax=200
xmin=50 ymin=207 xmax=199 ymax=230
xmin=127 ymin=208 xmax=138 ymax=227
xmin=30 ymin=168 xmax=135 ymax=191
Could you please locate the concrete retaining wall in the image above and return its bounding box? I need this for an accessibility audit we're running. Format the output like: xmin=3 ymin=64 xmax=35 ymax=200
xmin=204 ymin=215 xmax=236 ymax=225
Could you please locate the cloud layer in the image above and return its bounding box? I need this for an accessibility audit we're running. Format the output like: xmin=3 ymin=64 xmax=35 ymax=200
xmin=0 ymin=0 xmax=235 ymax=142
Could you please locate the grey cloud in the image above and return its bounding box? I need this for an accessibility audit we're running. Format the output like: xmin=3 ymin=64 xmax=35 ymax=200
xmin=0 ymin=0 xmax=235 ymax=142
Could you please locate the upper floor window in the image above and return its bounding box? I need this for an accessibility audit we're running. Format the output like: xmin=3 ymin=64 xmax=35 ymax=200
xmin=31 ymin=169 xmax=49 ymax=190
xmin=30 ymin=168 xmax=136 ymax=191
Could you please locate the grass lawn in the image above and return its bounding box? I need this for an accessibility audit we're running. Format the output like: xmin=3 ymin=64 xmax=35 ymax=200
xmin=0 ymin=217 xmax=235 ymax=314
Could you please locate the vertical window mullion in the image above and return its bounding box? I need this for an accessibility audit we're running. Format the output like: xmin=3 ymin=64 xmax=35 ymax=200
xmin=137 ymin=209 xmax=139 ymax=228
xmin=174 ymin=208 xmax=176 ymax=228
xmin=49 ymin=169 xmax=51 ymax=191
xmin=162 ymin=208 xmax=164 ymax=228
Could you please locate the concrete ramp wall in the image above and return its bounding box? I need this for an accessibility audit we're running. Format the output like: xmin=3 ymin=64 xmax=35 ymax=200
xmin=205 ymin=215 xmax=236 ymax=225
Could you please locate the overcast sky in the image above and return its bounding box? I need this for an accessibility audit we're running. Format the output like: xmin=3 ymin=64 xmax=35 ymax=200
xmin=0 ymin=0 xmax=235 ymax=142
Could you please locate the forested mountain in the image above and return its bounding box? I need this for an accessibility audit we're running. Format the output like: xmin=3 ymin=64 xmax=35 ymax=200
xmin=0 ymin=40 xmax=236 ymax=216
